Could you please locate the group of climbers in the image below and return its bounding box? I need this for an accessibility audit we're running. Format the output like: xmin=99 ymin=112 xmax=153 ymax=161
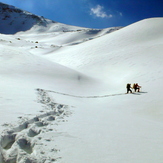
xmin=126 ymin=83 xmax=141 ymax=94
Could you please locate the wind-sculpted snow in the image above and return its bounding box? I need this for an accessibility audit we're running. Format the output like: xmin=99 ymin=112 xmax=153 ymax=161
xmin=0 ymin=89 xmax=71 ymax=163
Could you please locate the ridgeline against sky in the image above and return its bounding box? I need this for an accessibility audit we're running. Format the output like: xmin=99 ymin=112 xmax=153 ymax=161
xmin=0 ymin=0 xmax=163 ymax=29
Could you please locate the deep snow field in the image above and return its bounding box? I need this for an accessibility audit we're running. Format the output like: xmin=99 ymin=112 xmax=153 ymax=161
xmin=0 ymin=4 xmax=163 ymax=162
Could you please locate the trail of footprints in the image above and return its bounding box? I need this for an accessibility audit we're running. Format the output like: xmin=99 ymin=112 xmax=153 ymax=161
xmin=0 ymin=88 xmax=70 ymax=163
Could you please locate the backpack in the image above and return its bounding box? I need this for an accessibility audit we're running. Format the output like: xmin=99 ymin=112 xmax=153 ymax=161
xmin=135 ymin=84 xmax=138 ymax=88
xmin=133 ymin=84 xmax=136 ymax=89
xmin=126 ymin=83 xmax=130 ymax=88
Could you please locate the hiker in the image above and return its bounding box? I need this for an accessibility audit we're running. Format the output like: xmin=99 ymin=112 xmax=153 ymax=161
xmin=133 ymin=83 xmax=141 ymax=92
xmin=126 ymin=83 xmax=132 ymax=94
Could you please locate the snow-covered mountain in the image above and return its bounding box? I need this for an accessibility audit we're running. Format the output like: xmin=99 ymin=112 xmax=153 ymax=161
xmin=0 ymin=2 xmax=52 ymax=34
xmin=0 ymin=2 xmax=121 ymax=36
xmin=1 ymin=2 xmax=163 ymax=163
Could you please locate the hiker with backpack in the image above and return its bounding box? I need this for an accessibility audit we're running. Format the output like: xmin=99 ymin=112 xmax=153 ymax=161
xmin=126 ymin=83 xmax=132 ymax=94
xmin=133 ymin=83 xmax=141 ymax=92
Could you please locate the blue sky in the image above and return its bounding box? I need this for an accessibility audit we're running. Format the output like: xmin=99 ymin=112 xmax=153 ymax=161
xmin=1 ymin=0 xmax=163 ymax=28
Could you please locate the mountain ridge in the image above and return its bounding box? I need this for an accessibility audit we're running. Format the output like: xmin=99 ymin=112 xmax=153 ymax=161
xmin=0 ymin=2 xmax=121 ymax=35
xmin=0 ymin=2 xmax=54 ymax=34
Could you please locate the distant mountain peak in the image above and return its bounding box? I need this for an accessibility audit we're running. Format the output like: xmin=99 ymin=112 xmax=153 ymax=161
xmin=0 ymin=2 xmax=54 ymax=34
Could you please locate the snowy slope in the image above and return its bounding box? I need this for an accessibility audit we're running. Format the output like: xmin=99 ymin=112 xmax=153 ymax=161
xmin=1 ymin=2 xmax=163 ymax=163
xmin=47 ymin=18 xmax=163 ymax=163
xmin=0 ymin=43 xmax=97 ymax=162
xmin=41 ymin=18 xmax=163 ymax=92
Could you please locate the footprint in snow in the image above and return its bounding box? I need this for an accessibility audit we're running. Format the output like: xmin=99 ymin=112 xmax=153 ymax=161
xmin=0 ymin=88 xmax=71 ymax=163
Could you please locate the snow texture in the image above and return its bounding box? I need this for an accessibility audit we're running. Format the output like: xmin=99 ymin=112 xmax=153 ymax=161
xmin=0 ymin=2 xmax=163 ymax=163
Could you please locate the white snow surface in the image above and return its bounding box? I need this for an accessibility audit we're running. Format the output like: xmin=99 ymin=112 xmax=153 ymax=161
xmin=0 ymin=5 xmax=163 ymax=162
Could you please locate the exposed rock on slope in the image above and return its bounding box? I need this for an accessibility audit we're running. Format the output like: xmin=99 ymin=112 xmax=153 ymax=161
xmin=0 ymin=2 xmax=52 ymax=34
